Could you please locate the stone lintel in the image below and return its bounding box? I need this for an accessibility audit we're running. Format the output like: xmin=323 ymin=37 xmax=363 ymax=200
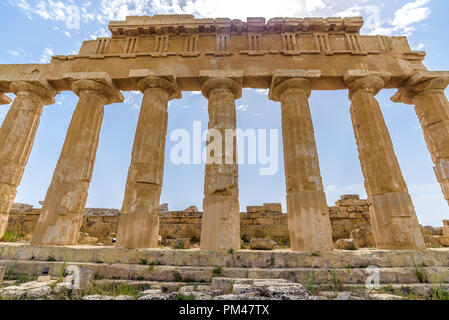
xmin=128 ymin=69 xmax=181 ymax=99
xmin=391 ymin=70 xmax=449 ymax=104
xmin=0 ymin=93 xmax=12 ymax=105
xmin=0 ymin=74 xmax=56 ymax=98
xmin=269 ymin=69 xmax=321 ymax=100
xmin=63 ymin=72 xmax=124 ymax=104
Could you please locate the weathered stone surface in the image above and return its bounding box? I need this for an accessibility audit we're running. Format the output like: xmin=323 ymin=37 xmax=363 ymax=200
xmin=439 ymin=236 xmax=449 ymax=247
xmin=0 ymin=76 xmax=55 ymax=239
xmin=168 ymin=238 xmax=191 ymax=249
xmin=0 ymin=266 xmax=5 ymax=285
xmin=350 ymin=228 xmax=375 ymax=248
xmin=200 ymin=72 xmax=242 ymax=251
xmin=344 ymin=70 xmax=426 ymax=250
xmin=31 ymin=73 xmax=123 ymax=246
xmin=250 ymin=238 xmax=275 ymax=250
xmin=270 ymin=72 xmax=333 ymax=252
xmin=335 ymin=239 xmax=358 ymax=250
xmin=117 ymin=72 xmax=179 ymax=249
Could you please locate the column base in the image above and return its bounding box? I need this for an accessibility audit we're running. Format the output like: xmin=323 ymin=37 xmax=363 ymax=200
xmin=286 ymin=190 xmax=334 ymax=252
xmin=200 ymin=195 xmax=240 ymax=251
xmin=0 ymin=214 xmax=9 ymax=240
xmin=370 ymin=192 xmax=426 ymax=250
xmin=116 ymin=213 xmax=159 ymax=249
xmin=31 ymin=213 xmax=83 ymax=246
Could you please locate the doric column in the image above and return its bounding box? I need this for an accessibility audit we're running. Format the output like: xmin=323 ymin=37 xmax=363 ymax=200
xmin=200 ymin=70 xmax=242 ymax=251
xmin=32 ymin=72 xmax=123 ymax=246
xmin=116 ymin=70 xmax=180 ymax=249
xmin=392 ymin=71 xmax=449 ymax=205
xmin=0 ymin=75 xmax=55 ymax=239
xmin=344 ymin=70 xmax=426 ymax=250
xmin=269 ymin=70 xmax=333 ymax=251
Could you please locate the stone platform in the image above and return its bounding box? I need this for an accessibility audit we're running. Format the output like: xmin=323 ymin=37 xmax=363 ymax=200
xmin=1 ymin=243 xmax=449 ymax=286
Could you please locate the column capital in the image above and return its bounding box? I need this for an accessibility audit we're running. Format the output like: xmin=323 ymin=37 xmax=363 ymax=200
xmin=269 ymin=70 xmax=321 ymax=101
xmin=129 ymin=69 xmax=181 ymax=100
xmin=0 ymin=74 xmax=56 ymax=105
xmin=200 ymin=70 xmax=243 ymax=99
xmin=344 ymin=70 xmax=391 ymax=98
xmin=63 ymin=72 xmax=124 ymax=104
xmin=391 ymin=70 xmax=449 ymax=104
xmin=0 ymin=93 xmax=11 ymax=105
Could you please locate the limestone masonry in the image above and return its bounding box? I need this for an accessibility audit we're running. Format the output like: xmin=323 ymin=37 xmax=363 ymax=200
xmin=1 ymin=14 xmax=449 ymax=252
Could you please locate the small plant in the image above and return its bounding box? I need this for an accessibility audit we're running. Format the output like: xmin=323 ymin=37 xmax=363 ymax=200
xmin=411 ymin=256 xmax=427 ymax=283
xmin=47 ymin=255 xmax=56 ymax=262
xmin=227 ymin=248 xmax=234 ymax=255
xmin=1 ymin=230 xmax=24 ymax=242
xmin=173 ymin=269 xmax=183 ymax=282
xmin=148 ymin=265 xmax=155 ymax=272
xmin=176 ymin=293 xmax=196 ymax=300
xmin=310 ymin=252 xmax=320 ymax=257
xmin=346 ymin=265 xmax=353 ymax=269
xmin=139 ymin=258 xmax=148 ymax=265
xmin=270 ymin=255 xmax=275 ymax=268
xmin=263 ymin=228 xmax=271 ymax=240
xmin=229 ymin=279 xmax=235 ymax=294
xmin=329 ymin=269 xmax=342 ymax=292
xmin=305 ymin=271 xmax=318 ymax=295
xmin=212 ymin=266 xmax=223 ymax=277
xmin=5 ymin=258 xmax=18 ymax=279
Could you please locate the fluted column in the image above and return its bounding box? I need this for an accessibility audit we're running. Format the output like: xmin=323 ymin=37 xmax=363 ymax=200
xmin=0 ymin=76 xmax=55 ymax=239
xmin=392 ymin=71 xmax=449 ymax=205
xmin=344 ymin=70 xmax=425 ymax=250
xmin=270 ymin=70 xmax=333 ymax=251
xmin=116 ymin=71 xmax=180 ymax=249
xmin=200 ymin=70 xmax=242 ymax=251
xmin=32 ymin=73 xmax=123 ymax=246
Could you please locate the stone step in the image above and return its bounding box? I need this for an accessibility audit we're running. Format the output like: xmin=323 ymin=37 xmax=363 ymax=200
xmin=1 ymin=259 xmax=449 ymax=285
xmin=1 ymin=243 xmax=449 ymax=269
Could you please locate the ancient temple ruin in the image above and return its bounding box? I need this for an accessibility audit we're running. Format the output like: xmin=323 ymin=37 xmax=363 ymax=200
xmin=1 ymin=14 xmax=448 ymax=252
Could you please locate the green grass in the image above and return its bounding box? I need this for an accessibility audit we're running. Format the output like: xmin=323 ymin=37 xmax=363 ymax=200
xmin=47 ymin=255 xmax=56 ymax=262
xmin=328 ymin=269 xmax=342 ymax=292
xmin=1 ymin=230 xmax=24 ymax=242
xmin=305 ymin=271 xmax=318 ymax=295
xmin=139 ymin=258 xmax=148 ymax=265
xmin=176 ymin=293 xmax=195 ymax=300
xmin=212 ymin=266 xmax=223 ymax=277
xmin=411 ymin=257 xmax=427 ymax=283
xmin=173 ymin=269 xmax=183 ymax=282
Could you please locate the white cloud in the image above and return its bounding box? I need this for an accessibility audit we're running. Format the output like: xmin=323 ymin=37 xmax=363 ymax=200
xmin=237 ymin=104 xmax=249 ymax=112
xmin=255 ymin=89 xmax=269 ymax=96
xmin=40 ymin=47 xmax=55 ymax=63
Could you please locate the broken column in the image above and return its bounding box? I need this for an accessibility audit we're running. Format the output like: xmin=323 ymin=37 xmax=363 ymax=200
xmin=344 ymin=70 xmax=426 ymax=250
xmin=32 ymin=72 xmax=123 ymax=246
xmin=269 ymin=70 xmax=334 ymax=251
xmin=0 ymin=75 xmax=55 ymax=239
xmin=200 ymin=70 xmax=242 ymax=251
xmin=116 ymin=70 xmax=180 ymax=249
xmin=392 ymin=71 xmax=449 ymax=205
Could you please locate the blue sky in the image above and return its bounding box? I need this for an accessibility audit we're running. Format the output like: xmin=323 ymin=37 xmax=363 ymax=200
xmin=1 ymin=0 xmax=448 ymax=226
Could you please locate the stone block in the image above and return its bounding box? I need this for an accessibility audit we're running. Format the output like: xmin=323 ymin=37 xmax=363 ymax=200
xmin=335 ymin=239 xmax=358 ymax=250
xmin=439 ymin=236 xmax=449 ymax=247
xmin=247 ymin=206 xmax=265 ymax=213
xmin=424 ymin=235 xmax=442 ymax=248
xmin=0 ymin=266 xmax=5 ymax=285
xmin=263 ymin=203 xmax=282 ymax=213
xmin=168 ymin=238 xmax=191 ymax=249
xmin=341 ymin=195 xmax=360 ymax=200
xmin=250 ymin=238 xmax=275 ymax=250
xmin=350 ymin=227 xmax=375 ymax=248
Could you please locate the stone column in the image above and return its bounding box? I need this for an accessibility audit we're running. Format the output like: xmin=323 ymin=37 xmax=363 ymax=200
xmin=392 ymin=71 xmax=449 ymax=205
xmin=116 ymin=70 xmax=180 ymax=249
xmin=270 ymin=70 xmax=334 ymax=251
xmin=32 ymin=73 xmax=123 ymax=246
xmin=0 ymin=75 xmax=55 ymax=239
xmin=200 ymin=70 xmax=242 ymax=251
xmin=344 ymin=70 xmax=426 ymax=250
